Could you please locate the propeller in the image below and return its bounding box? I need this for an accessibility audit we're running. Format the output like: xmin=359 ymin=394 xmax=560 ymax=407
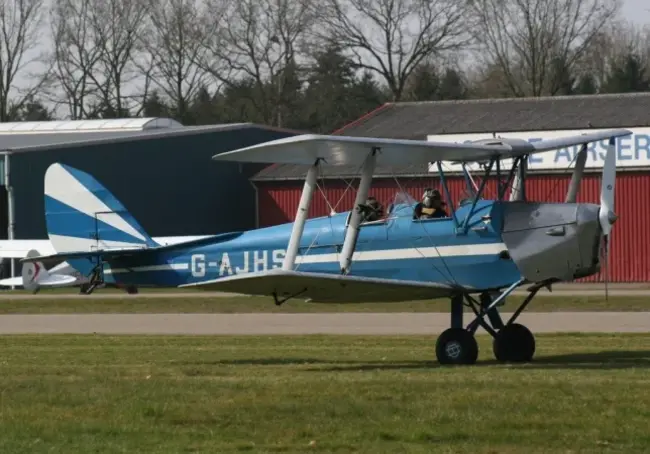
xmin=599 ymin=137 xmax=618 ymax=300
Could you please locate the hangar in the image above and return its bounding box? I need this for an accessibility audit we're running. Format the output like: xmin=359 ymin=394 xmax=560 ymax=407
xmin=251 ymin=92 xmax=650 ymax=283
xmin=0 ymin=118 xmax=300 ymax=277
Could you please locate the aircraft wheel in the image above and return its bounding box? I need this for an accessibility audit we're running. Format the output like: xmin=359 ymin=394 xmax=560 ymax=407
xmin=125 ymin=285 xmax=138 ymax=294
xmin=435 ymin=328 xmax=479 ymax=365
xmin=493 ymin=323 xmax=536 ymax=363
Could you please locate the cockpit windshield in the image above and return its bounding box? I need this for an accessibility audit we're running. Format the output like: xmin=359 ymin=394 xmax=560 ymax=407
xmin=386 ymin=191 xmax=419 ymax=218
xmin=392 ymin=191 xmax=418 ymax=207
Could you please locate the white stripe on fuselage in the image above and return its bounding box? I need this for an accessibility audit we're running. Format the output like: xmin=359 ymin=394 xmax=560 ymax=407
xmin=104 ymin=243 xmax=507 ymax=275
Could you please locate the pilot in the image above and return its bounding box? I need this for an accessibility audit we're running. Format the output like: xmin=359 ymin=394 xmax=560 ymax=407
xmin=361 ymin=196 xmax=384 ymax=222
xmin=413 ymin=188 xmax=448 ymax=219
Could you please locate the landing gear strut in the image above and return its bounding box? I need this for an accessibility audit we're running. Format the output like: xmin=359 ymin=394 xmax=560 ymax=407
xmin=435 ymin=281 xmax=541 ymax=365
xmin=79 ymin=262 xmax=105 ymax=295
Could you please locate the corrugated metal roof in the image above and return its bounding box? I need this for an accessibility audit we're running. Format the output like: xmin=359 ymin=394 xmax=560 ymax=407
xmin=0 ymin=117 xmax=182 ymax=133
xmin=252 ymin=92 xmax=650 ymax=181
xmin=0 ymin=122 xmax=303 ymax=154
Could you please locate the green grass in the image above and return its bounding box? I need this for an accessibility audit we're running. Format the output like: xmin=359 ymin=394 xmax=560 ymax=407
xmin=0 ymin=294 xmax=649 ymax=313
xmin=1 ymin=334 xmax=650 ymax=453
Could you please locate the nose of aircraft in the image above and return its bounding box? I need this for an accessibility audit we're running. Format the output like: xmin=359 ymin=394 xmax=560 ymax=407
xmin=499 ymin=201 xmax=605 ymax=284
xmin=608 ymin=212 xmax=619 ymax=225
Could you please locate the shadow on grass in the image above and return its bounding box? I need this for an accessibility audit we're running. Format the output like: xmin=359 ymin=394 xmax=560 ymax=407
xmin=173 ymin=350 xmax=650 ymax=371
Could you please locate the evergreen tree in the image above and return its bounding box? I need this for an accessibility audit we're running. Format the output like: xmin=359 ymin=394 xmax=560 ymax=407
xmin=404 ymin=63 xmax=439 ymax=101
xmin=575 ymin=74 xmax=598 ymax=94
xmin=142 ymin=90 xmax=170 ymax=118
xmin=549 ymin=56 xmax=576 ymax=95
xmin=438 ymin=68 xmax=467 ymax=100
xmin=11 ymin=96 xmax=53 ymax=121
xmin=302 ymin=45 xmax=360 ymax=132
xmin=602 ymin=53 xmax=650 ymax=93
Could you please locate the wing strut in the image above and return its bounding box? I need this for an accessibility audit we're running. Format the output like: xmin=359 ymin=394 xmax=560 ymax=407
xmin=339 ymin=148 xmax=378 ymax=274
xmin=510 ymin=158 xmax=527 ymax=201
xmin=282 ymin=160 xmax=320 ymax=271
xmin=565 ymin=143 xmax=588 ymax=203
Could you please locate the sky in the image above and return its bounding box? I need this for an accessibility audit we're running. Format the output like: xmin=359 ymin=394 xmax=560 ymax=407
xmin=622 ymin=0 xmax=650 ymax=25
xmin=16 ymin=0 xmax=650 ymax=120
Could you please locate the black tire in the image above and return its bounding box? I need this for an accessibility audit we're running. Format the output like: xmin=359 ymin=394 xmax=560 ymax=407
xmin=435 ymin=328 xmax=479 ymax=365
xmin=125 ymin=285 xmax=139 ymax=294
xmin=493 ymin=323 xmax=536 ymax=363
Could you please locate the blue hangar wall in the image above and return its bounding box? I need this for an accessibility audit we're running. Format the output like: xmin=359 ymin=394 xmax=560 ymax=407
xmin=8 ymin=126 xmax=297 ymax=239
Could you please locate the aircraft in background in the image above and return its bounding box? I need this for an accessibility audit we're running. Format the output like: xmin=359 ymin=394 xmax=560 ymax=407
xmin=21 ymin=127 xmax=628 ymax=365
xmin=0 ymin=235 xmax=211 ymax=293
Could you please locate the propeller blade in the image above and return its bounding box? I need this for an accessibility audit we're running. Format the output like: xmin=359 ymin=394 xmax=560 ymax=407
xmin=599 ymin=137 xmax=617 ymax=236
xmin=601 ymin=235 xmax=610 ymax=302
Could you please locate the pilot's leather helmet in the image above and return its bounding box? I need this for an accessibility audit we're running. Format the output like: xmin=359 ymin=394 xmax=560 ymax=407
xmin=423 ymin=188 xmax=445 ymax=205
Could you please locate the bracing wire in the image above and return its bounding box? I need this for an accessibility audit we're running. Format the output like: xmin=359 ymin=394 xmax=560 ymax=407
xmin=542 ymin=149 xmax=581 ymax=202
xmin=390 ymin=168 xmax=460 ymax=287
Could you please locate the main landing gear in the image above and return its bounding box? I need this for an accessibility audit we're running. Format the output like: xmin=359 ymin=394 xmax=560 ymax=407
xmin=435 ymin=282 xmax=542 ymax=365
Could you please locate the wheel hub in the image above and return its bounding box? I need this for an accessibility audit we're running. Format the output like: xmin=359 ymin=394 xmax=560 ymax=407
xmin=445 ymin=341 xmax=462 ymax=359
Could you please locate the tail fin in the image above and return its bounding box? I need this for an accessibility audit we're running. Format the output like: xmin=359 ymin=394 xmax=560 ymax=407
xmin=22 ymin=249 xmax=49 ymax=293
xmin=44 ymin=163 xmax=157 ymax=253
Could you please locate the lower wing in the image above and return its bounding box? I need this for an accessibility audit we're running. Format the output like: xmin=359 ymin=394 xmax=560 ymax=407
xmin=179 ymin=269 xmax=460 ymax=303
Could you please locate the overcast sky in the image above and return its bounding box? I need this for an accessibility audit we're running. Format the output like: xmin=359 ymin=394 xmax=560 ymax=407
xmin=21 ymin=0 xmax=650 ymax=120
xmin=622 ymin=0 xmax=650 ymax=24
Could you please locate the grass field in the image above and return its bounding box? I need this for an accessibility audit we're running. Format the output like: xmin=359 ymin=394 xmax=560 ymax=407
xmin=0 ymin=293 xmax=649 ymax=313
xmin=1 ymin=334 xmax=650 ymax=453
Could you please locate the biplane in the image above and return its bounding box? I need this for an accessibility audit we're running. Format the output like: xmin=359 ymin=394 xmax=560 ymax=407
xmin=22 ymin=128 xmax=630 ymax=365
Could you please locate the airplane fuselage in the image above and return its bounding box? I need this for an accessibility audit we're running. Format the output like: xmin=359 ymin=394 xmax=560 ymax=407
xmin=69 ymin=200 xmax=516 ymax=292
xmin=64 ymin=198 xmax=604 ymax=295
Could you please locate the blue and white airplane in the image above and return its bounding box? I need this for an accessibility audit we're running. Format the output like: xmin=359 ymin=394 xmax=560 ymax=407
xmin=22 ymin=128 xmax=630 ymax=365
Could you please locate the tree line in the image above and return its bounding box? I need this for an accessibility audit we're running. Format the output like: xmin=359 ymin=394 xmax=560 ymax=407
xmin=5 ymin=0 xmax=649 ymax=133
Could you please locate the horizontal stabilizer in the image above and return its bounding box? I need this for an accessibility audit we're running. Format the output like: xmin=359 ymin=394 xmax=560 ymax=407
xmin=0 ymin=240 xmax=56 ymax=258
xmin=0 ymin=274 xmax=79 ymax=288
xmin=212 ymin=129 xmax=632 ymax=166
xmin=20 ymin=231 xmax=244 ymax=264
xmin=0 ymin=236 xmax=215 ymax=259
xmin=20 ymin=247 xmax=151 ymax=264
xmin=179 ymin=269 xmax=458 ymax=303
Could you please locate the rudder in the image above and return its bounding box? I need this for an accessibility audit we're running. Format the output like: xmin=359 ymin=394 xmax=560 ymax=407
xmin=44 ymin=163 xmax=157 ymax=254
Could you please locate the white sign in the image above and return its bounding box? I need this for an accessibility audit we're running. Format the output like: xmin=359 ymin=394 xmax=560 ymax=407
xmin=427 ymin=127 xmax=650 ymax=173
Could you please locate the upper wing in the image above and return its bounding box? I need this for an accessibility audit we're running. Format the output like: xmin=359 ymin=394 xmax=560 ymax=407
xmin=212 ymin=129 xmax=632 ymax=166
xmin=179 ymin=269 xmax=460 ymax=303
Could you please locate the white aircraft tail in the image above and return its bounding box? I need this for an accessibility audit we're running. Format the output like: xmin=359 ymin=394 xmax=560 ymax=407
xmin=22 ymin=250 xmax=49 ymax=293
xmin=0 ymin=249 xmax=83 ymax=292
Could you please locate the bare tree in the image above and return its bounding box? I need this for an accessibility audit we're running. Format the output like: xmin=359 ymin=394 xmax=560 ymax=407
xmin=470 ymin=0 xmax=621 ymax=97
xmin=48 ymin=0 xmax=103 ymax=119
xmin=87 ymin=0 xmax=149 ymax=117
xmin=201 ymin=0 xmax=314 ymax=126
xmin=601 ymin=20 xmax=650 ymax=70
xmin=139 ymin=0 xmax=209 ymax=121
xmin=0 ymin=0 xmax=50 ymax=121
xmin=314 ymin=0 xmax=471 ymax=102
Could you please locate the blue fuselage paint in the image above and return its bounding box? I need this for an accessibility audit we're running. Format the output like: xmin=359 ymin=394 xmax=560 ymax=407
xmin=68 ymin=199 xmax=522 ymax=291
